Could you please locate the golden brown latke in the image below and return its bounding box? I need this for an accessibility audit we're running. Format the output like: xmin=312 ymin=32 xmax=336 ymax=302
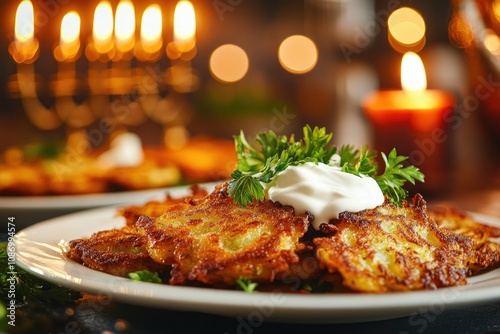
xmin=65 ymin=183 xmax=500 ymax=293
xmin=135 ymin=183 xmax=311 ymax=286
xmin=428 ymin=205 xmax=500 ymax=273
xmin=66 ymin=227 xmax=167 ymax=277
xmin=0 ymin=138 xmax=236 ymax=196
xmin=313 ymin=194 xmax=481 ymax=293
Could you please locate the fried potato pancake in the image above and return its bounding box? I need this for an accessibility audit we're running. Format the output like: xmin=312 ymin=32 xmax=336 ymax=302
xmin=428 ymin=206 xmax=500 ymax=273
xmin=118 ymin=184 xmax=209 ymax=226
xmin=135 ymin=183 xmax=311 ymax=285
xmin=65 ymin=182 xmax=500 ymax=293
xmin=314 ymin=194 xmax=482 ymax=293
xmin=66 ymin=226 xmax=166 ymax=277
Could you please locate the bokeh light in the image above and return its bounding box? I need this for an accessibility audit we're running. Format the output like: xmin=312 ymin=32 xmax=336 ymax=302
xmin=484 ymin=30 xmax=500 ymax=56
xmin=388 ymin=7 xmax=426 ymax=52
xmin=209 ymin=44 xmax=249 ymax=83
xmin=278 ymin=35 xmax=318 ymax=74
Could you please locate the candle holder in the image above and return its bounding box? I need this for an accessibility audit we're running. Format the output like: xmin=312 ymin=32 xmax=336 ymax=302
xmin=8 ymin=1 xmax=198 ymax=150
xmin=363 ymin=90 xmax=455 ymax=195
xmin=362 ymin=52 xmax=456 ymax=196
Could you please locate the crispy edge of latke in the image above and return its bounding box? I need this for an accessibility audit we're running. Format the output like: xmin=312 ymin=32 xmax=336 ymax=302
xmin=313 ymin=194 xmax=475 ymax=293
xmin=66 ymin=226 xmax=168 ymax=278
xmin=427 ymin=205 xmax=500 ymax=273
xmin=428 ymin=205 xmax=500 ymax=239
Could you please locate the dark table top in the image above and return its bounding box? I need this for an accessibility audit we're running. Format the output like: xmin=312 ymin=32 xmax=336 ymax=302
xmin=9 ymin=296 xmax=500 ymax=334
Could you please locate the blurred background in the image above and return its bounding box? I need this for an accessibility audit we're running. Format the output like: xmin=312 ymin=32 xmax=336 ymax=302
xmin=1 ymin=0 xmax=500 ymax=207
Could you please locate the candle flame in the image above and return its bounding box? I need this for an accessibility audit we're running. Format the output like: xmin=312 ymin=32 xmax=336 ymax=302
xmin=60 ymin=12 xmax=81 ymax=58
xmin=115 ymin=0 xmax=136 ymax=53
xmin=174 ymin=0 xmax=196 ymax=52
xmin=401 ymin=52 xmax=427 ymax=93
xmin=93 ymin=1 xmax=114 ymax=54
xmin=141 ymin=4 xmax=162 ymax=53
xmin=15 ymin=0 xmax=34 ymax=43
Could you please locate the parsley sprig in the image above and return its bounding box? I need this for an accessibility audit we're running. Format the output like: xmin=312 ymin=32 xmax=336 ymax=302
xmin=228 ymin=125 xmax=424 ymax=206
xmin=235 ymin=278 xmax=258 ymax=293
xmin=128 ymin=270 xmax=162 ymax=283
xmin=0 ymin=244 xmax=80 ymax=306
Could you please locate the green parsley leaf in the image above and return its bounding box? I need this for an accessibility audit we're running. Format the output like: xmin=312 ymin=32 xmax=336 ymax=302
xmin=302 ymin=284 xmax=313 ymax=292
xmin=235 ymin=278 xmax=258 ymax=293
xmin=228 ymin=171 xmax=265 ymax=207
xmin=228 ymin=125 xmax=425 ymax=207
xmin=128 ymin=270 xmax=162 ymax=283
xmin=22 ymin=141 xmax=64 ymax=161
xmin=338 ymin=145 xmax=378 ymax=177
xmin=0 ymin=243 xmax=80 ymax=306
xmin=374 ymin=149 xmax=425 ymax=205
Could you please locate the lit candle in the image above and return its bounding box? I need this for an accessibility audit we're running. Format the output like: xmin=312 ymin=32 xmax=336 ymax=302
xmin=15 ymin=0 xmax=34 ymax=46
xmin=362 ymin=52 xmax=455 ymax=193
xmin=12 ymin=0 xmax=38 ymax=62
xmin=115 ymin=0 xmax=136 ymax=54
xmin=93 ymin=1 xmax=114 ymax=55
xmin=53 ymin=10 xmax=81 ymax=96
xmin=173 ymin=0 xmax=196 ymax=53
xmin=59 ymin=11 xmax=81 ymax=60
xmin=140 ymin=4 xmax=163 ymax=55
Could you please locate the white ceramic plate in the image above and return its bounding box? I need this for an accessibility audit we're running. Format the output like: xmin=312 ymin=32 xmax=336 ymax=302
xmin=15 ymin=194 xmax=500 ymax=324
xmin=1 ymin=182 xmax=219 ymax=228
xmin=1 ymin=182 xmax=221 ymax=209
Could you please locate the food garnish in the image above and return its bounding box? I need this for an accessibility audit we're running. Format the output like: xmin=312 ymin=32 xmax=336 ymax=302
xmin=0 ymin=243 xmax=80 ymax=306
xmin=62 ymin=125 xmax=500 ymax=294
xmin=128 ymin=270 xmax=162 ymax=284
xmin=235 ymin=278 xmax=258 ymax=293
xmin=228 ymin=125 xmax=425 ymax=207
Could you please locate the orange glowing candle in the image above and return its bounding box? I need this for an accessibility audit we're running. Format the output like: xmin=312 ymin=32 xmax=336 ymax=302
xmin=173 ymin=0 xmax=196 ymax=53
xmin=115 ymin=0 xmax=136 ymax=54
xmin=363 ymin=52 xmax=455 ymax=193
xmin=15 ymin=0 xmax=34 ymax=45
xmin=140 ymin=4 xmax=163 ymax=54
xmin=12 ymin=0 xmax=38 ymax=62
xmin=60 ymin=11 xmax=81 ymax=60
xmin=93 ymin=1 xmax=114 ymax=54
xmin=364 ymin=52 xmax=454 ymax=133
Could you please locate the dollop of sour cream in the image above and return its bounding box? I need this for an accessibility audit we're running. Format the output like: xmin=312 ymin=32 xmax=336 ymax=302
xmin=98 ymin=132 xmax=144 ymax=168
xmin=264 ymin=160 xmax=384 ymax=230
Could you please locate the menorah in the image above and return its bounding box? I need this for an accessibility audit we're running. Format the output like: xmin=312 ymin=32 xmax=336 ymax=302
xmin=8 ymin=0 xmax=199 ymax=150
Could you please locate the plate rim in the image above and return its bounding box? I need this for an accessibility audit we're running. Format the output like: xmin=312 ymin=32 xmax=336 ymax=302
xmin=1 ymin=181 xmax=220 ymax=209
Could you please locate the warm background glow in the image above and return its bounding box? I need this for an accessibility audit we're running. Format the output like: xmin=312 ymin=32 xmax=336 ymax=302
xmin=209 ymin=44 xmax=249 ymax=83
xmin=115 ymin=0 xmax=136 ymax=53
xmin=484 ymin=30 xmax=500 ymax=56
xmin=93 ymin=1 xmax=114 ymax=53
xmin=174 ymin=0 xmax=196 ymax=52
xmin=401 ymin=52 xmax=427 ymax=92
xmin=15 ymin=0 xmax=34 ymax=43
xmin=278 ymin=35 xmax=318 ymax=74
xmin=141 ymin=4 xmax=163 ymax=53
xmin=59 ymin=12 xmax=81 ymax=59
xmin=61 ymin=12 xmax=81 ymax=46
xmin=388 ymin=7 xmax=426 ymax=52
